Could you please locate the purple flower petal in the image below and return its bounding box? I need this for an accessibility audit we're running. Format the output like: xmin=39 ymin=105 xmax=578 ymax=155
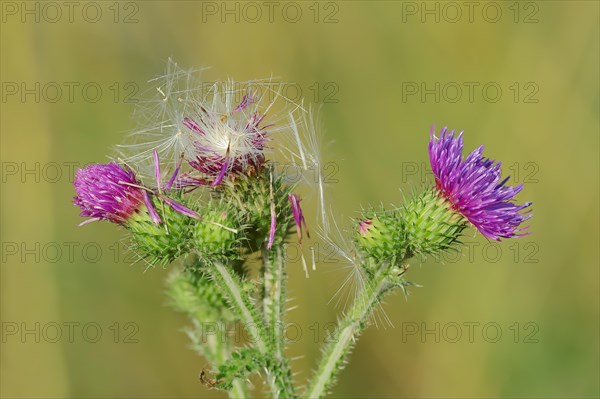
xmin=142 ymin=190 xmax=162 ymax=225
xmin=152 ymin=150 xmax=162 ymax=193
xmin=183 ymin=117 xmax=204 ymax=134
xmin=289 ymin=193 xmax=309 ymax=242
xmin=165 ymin=154 xmax=184 ymax=191
xmin=162 ymin=196 xmax=200 ymax=219
xmin=211 ymin=157 xmax=230 ymax=186
xmin=234 ymin=92 xmax=255 ymax=112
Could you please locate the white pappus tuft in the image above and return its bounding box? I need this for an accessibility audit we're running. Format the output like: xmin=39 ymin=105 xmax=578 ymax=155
xmin=117 ymin=58 xmax=208 ymax=182
xmin=117 ymin=58 xmax=315 ymax=188
xmin=280 ymin=108 xmax=331 ymax=236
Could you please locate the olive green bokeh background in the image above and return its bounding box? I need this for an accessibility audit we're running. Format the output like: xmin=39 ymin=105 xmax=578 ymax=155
xmin=1 ymin=1 xmax=598 ymax=398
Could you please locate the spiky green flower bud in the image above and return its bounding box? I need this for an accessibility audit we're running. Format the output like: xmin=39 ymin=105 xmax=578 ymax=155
xmin=221 ymin=168 xmax=294 ymax=249
xmin=128 ymin=198 xmax=194 ymax=267
xmin=400 ymin=188 xmax=468 ymax=256
xmin=193 ymin=203 xmax=242 ymax=261
xmin=355 ymin=211 xmax=406 ymax=265
xmin=356 ymin=189 xmax=468 ymax=264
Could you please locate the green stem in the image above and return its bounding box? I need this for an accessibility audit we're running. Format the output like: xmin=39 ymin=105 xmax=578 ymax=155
xmin=262 ymin=247 xmax=284 ymax=357
xmin=211 ymin=262 xmax=267 ymax=352
xmin=304 ymin=267 xmax=394 ymax=399
xmin=210 ymin=261 xmax=296 ymax=399
xmin=262 ymin=246 xmax=296 ymax=398
xmin=167 ymin=266 xmax=248 ymax=398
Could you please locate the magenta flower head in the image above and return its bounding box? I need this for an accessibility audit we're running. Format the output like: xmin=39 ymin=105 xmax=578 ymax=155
xmin=73 ymin=162 xmax=156 ymax=225
xmin=74 ymin=159 xmax=201 ymax=266
xmin=429 ymin=126 xmax=532 ymax=240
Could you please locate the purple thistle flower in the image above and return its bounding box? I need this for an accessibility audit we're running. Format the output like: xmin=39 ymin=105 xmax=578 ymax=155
xmin=428 ymin=126 xmax=532 ymax=240
xmin=73 ymin=162 xmax=154 ymax=225
xmin=74 ymin=155 xmax=200 ymax=226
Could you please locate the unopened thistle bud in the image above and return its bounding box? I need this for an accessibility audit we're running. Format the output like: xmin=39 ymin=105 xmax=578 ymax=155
xmin=355 ymin=212 xmax=406 ymax=263
xmin=221 ymin=169 xmax=294 ymax=249
xmin=193 ymin=203 xmax=242 ymax=261
xmin=128 ymin=194 xmax=195 ymax=266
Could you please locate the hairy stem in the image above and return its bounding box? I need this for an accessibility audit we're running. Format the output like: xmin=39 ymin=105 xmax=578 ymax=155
xmin=262 ymin=247 xmax=285 ymax=357
xmin=167 ymin=266 xmax=248 ymax=398
xmin=211 ymin=262 xmax=267 ymax=352
xmin=262 ymin=246 xmax=296 ymax=398
xmin=305 ymin=267 xmax=394 ymax=399
xmin=210 ymin=261 xmax=296 ymax=398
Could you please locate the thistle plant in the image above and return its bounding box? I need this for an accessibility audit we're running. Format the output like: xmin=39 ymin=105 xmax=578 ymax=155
xmin=73 ymin=60 xmax=532 ymax=398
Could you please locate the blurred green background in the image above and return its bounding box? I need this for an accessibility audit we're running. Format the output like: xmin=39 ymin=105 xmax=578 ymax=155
xmin=1 ymin=1 xmax=598 ymax=398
